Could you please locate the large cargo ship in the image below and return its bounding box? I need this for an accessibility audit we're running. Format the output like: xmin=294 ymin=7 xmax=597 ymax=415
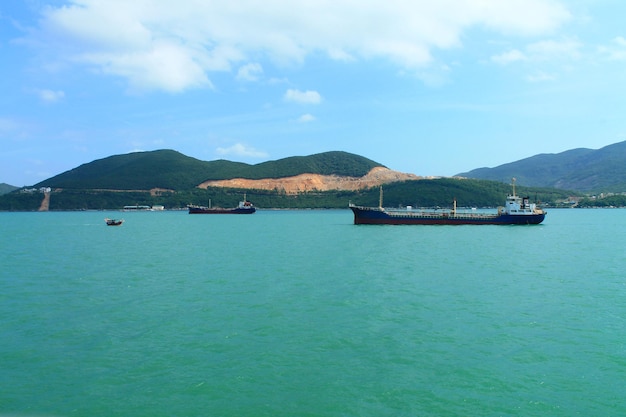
xmin=349 ymin=181 xmax=545 ymax=225
xmin=188 ymin=195 xmax=256 ymax=214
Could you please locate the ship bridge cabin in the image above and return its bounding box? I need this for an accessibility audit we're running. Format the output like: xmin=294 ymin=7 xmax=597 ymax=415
xmin=502 ymin=178 xmax=544 ymax=215
xmin=503 ymin=194 xmax=544 ymax=215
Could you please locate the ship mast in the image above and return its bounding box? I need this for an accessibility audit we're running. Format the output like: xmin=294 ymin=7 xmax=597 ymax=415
xmin=379 ymin=186 xmax=383 ymax=209
xmin=511 ymin=177 xmax=517 ymax=197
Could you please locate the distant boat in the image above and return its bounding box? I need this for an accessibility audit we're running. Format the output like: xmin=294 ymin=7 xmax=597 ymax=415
xmin=123 ymin=205 xmax=151 ymax=211
xmin=105 ymin=218 xmax=124 ymax=226
xmin=349 ymin=179 xmax=546 ymax=225
xmin=188 ymin=194 xmax=256 ymax=214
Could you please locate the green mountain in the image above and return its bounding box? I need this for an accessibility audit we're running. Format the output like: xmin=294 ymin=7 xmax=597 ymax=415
xmin=0 ymin=150 xmax=579 ymax=211
xmin=0 ymin=183 xmax=19 ymax=195
xmin=34 ymin=149 xmax=384 ymax=190
xmin=1 ymin=176 xmax=574 ymax=212
xmin=457 ymin=141 xmax=626 ymax=193
xmin=0 ymin=149 xmax=580 ymax=211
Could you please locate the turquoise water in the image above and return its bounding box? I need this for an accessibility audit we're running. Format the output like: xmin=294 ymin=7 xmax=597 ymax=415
xmin=1 ymin=209 xmax=626 ymax=416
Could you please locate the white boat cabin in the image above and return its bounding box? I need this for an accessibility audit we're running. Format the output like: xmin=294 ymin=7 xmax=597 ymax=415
xmin=503 ymin=194 xmax=544 ymax=215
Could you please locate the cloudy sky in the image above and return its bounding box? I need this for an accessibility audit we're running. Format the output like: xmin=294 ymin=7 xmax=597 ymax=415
xmin=1 ymin=0 xmax=625 ymax=186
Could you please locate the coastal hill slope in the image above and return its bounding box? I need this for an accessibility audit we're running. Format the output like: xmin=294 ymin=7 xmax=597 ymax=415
xmin=199 ymin=166 xmax=420 ymax=194
xmin=2 ymin=149 xmax=580 ymax=211
xmin=457 ymin=140 xmax=626 ymax=193
xmin=0 ymin=183 xmax=19 ymax=195
xmin=34 ymin=150 xmax=418 ymax=192
xmin=23 ymin=140 xmax=626 ymax=194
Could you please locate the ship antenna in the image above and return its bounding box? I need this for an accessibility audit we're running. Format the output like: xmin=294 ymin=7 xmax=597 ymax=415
xmin=511 ymin=178 xmax=516 ymax=197
xmin=379 ymin=186 xmax=383 ymax=209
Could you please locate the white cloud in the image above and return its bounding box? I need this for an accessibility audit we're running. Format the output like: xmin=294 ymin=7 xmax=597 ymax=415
xmin=599 ymin=36 xmax=626 ymax=61
xmin=615 ymin=36 xmax=626 ymax=47
xmin=297 ymin=114 xmax=316 ymax=123
xmin=0 ymin=117 xmax=19 ymax=135
xmin=81 ymin=40 xmax=216 ymax=93
xmin=284 ymin=89 xmax=322 ymax=104
xmin=526 ymin=71 xmax=556 ymax=82
xmin=467 ymin=0 xmax=570 ymax=36
xmin=491 ymin=49 xmax=527 ymax=65
xmin=526 ymin=38 xmax=582 ymax=60
xmin=38 ymin=89 xmax=65 ymax=103
xmin=236 ymin=63 xmax=263 ymax=82
xmin=492 ymin=38 xmax=581 ymax=65
xmin=30 ymin=0 xmax=571 ymax=92
xmin=327 ymin=48 xmax=354 ymax=62
xmin=268 ymin=77 xmax=289 ymax=85
xmin=215 ymin=143 xmax=268 ymax=158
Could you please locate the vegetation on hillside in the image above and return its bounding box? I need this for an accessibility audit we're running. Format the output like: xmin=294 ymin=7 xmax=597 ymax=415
xmin=348 ymin=178 xmax=571 ymax=208
xmin=457 ymin=140 xmax=626 ymax=193
xmin=4 ymin=148 xmax=611 ymax=211
xmin=0 ymin=183 xmax=19 ymax=195
xmin=0 ymin=178 xmax=577 ymax=211
xmin=34 ymin=150 xmax=383 ymax=190
xmin=0 ymin=192 xmax=43 ymax=210
xmin=248 ymin=151 xmax=383 ymax=179
xmin=34 ymin=150 xmax=229 ymax=190
xmin=576 ymin=194 xmax=626 ymax=208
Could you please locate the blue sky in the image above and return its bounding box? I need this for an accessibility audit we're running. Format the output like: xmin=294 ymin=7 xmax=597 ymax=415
xmin=1 ymin=0 xmax=625 ymax=186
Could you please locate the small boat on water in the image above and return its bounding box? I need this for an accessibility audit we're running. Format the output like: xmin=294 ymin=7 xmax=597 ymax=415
xmin=188 ymin=194 xmax=256 ymax=214
xmin=349 ymin=180 xmax=546 ymax=225
xmin=105 ymin=218 xmax=124 ymax=226
xmin=123 ymin=205 xmax=151 ymax=211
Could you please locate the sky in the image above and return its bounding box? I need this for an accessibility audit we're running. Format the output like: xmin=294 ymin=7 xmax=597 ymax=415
xmin=1 ymin=0 xmax=625 ymax=186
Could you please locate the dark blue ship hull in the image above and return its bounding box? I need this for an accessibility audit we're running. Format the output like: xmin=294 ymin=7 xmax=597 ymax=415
xmin=350 ymin=206 xmax=545 ymax=225
xmin=188 ymin=205 xmax=256 ymax=214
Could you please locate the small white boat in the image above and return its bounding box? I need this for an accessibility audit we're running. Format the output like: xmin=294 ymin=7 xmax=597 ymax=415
xmin=105 ymin=218 xmax=124 ymax=226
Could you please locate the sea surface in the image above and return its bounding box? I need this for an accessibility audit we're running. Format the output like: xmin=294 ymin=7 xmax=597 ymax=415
xmin=1 ymin=208 xmax=626 ymax=417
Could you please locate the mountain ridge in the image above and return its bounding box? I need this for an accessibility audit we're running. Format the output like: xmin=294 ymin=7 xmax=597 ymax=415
xmin=0 ymin=147 xmax=581 ymax=210
xmin=4 ymin=141 xmax=626 ymax=194
xmin=0 ymin=183 xmax=19 ymax=195
xmin=457 ymin=141 xmax=626 ymax=193
xmin=34 ymin=150 xmax=389 ymax=191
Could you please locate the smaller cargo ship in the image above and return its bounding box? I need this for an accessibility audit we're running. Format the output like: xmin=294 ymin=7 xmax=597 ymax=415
xmin=188 ymin=194 xmax=256 ymax=214
xmin=349 ymin=180 xmax=546 ymax=225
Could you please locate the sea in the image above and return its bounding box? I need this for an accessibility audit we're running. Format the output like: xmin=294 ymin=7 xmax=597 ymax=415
xmin=1 ymin=208 xmax=625 ymax=417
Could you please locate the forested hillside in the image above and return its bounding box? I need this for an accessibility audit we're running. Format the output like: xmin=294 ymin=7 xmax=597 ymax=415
xmin=34 ymin=150 xmax=383 ymax=190
xmin=0 ymin=183 xmax=19 ymax=195
xmin=457 ymin=140 xmax=626 ymax=193
xmin=0 ymin=147 xmax=595 ymax=210
xmin=0 ymin=178 xmax=575 ymax=211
